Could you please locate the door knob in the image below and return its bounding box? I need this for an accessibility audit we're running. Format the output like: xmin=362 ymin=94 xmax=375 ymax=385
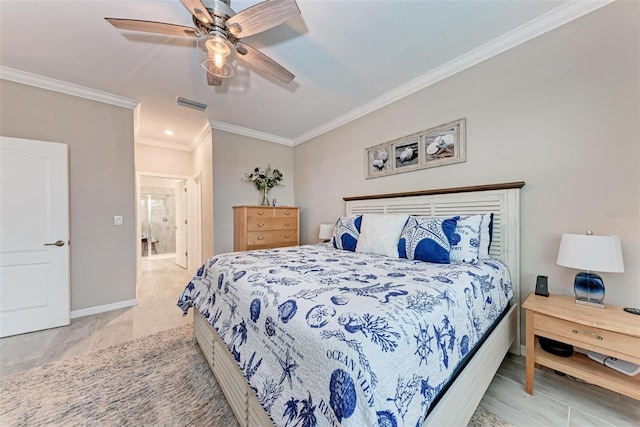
xmin=44 ymin=240 xmax=65 ymax=247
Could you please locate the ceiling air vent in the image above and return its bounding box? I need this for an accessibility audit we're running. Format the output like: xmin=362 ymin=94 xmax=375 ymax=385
xmin=176 ymin=97 xmax=208 ymax=112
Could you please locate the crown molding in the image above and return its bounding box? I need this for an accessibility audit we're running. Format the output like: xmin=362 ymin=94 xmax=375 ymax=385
xmin=0 ymin=66 xmax=139 ymax=109
xmin=211 ymin=120 xmax=294 ymax=146
xmin=190 ymin=120 xmax=213 ymax=150
xmin=291 ymin=0 xmax=614 ymax=146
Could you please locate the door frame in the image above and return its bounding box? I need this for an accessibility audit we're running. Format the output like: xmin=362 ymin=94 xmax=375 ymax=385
xmin=135 ymin=172 xmax=202 ymax=279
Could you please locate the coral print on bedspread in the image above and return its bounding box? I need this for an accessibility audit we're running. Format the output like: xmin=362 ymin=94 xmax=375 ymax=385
xmin=178 ymin=244 xmax=513 ymax=427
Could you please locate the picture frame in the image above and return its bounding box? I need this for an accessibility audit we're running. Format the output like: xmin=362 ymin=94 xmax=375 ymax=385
xmin=393 ymin=137 xmax=420 ymax=171
xmin=365 ymin=143 xmax=393 ymax=178
xmin=364 ymin=118 xmax=466 ymax=179
xmin=421 ymin=118 xmax=466 ymax=168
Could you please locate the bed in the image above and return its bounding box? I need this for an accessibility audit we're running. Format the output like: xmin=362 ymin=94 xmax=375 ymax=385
xmin=178 ymin=182 xmax=524 ymax=426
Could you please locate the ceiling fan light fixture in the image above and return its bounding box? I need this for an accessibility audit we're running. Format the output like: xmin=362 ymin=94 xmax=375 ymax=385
xmin=197 ymin=31 xmax=237 ymax=78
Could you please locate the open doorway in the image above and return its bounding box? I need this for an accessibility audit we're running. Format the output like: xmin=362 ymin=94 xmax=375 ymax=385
xmin=135 ymin=172 xmax=202 ymax=283
xmin=139 ymin=176 xmax=185 ymax=262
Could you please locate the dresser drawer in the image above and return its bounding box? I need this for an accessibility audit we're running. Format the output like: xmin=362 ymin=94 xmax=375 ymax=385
xmin=246 ymin=207 xmax=273 ymax=219
xmin=535 ymin=314 xmax=639 ymax=358
xmin=274 ymin=208 xmax=298 ymax=218
xmin=247 ymin=231 xmax=298 ymax=247
xmin=269 ymin=232 xmax=298 ymax=246
xmin=247 ymin=217 xmax=297 ymax=232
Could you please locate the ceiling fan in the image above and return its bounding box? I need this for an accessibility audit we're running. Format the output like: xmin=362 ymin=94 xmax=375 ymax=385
xmin=106 ymin=0 xmax=300 ymax=86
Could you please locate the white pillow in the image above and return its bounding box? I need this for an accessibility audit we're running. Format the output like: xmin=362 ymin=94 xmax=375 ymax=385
xmin=450 ymin=213 xmax=493 ymax=263
xmin=356 ymin=214 xmax=409 ymax=258
xmin=478 ymin=213 xmax=493 ymax=259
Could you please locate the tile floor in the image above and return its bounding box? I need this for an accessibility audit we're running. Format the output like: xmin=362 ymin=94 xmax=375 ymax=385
xmin=0 ymin=257 xmax=193 ymax=377
xmin=1 ymin=257 xmax=638 ymax=426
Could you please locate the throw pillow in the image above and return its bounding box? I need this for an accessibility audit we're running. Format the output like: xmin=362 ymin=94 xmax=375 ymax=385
xmin=398 ymin=216 xmax=459 ymax=263
xmin=332 ymin=215 xmax=362 ymax=252
xmin=355 ymin=214 xmax=409 ymax=258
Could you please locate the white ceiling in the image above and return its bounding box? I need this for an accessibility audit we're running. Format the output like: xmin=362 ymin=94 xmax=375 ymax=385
xmin=0 ymin=0 xmax=608 ymax=149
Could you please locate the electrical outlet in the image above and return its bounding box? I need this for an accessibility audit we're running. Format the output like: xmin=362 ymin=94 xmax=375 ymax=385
xmin=114 ymin=216 xmax=123 ymax=226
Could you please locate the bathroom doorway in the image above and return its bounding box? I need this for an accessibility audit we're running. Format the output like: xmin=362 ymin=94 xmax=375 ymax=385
xmin=139 ymin=176 xmax=182 ymax=259
xmin=138 ymin=175 xmax=187 ymax=264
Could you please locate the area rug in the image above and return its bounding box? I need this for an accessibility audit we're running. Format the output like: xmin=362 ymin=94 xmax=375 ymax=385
xmin=0 ymin=325 xmax=508 ymax=426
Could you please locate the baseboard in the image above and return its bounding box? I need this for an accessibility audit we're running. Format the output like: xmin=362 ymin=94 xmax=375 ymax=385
xmin=70 ymin=298 xmax=137 ymax=319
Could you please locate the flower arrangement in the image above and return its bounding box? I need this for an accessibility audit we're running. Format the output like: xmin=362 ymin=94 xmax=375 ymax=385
xmin=244 ymin=165 xmax=283 ymax=205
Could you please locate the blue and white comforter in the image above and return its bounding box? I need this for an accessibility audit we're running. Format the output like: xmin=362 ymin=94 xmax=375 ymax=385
xmin=178 ymin=245 xmax=513 ymax=427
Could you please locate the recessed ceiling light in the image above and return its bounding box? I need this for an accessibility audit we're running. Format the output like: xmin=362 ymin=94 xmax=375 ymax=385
xmin=164 ymin=130 xmax=174 ymax=136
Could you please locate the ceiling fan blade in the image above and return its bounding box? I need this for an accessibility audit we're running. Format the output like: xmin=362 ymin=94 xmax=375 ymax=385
xmin=181 ymin=0 xmax=215 ymax=24
xmin=226 ymin=0 xmax=300 ymax=39
xmin=236 ymin=42 xmax=294 ymax=84
xmin=105 ymin=18 xmax=198 ymax=37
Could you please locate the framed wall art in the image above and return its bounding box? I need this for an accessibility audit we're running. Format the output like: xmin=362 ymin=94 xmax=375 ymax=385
xmin=365 ymin=143 xmax=393 ymax=178
xmin=422 ymin=118 xmax=466 ymax=168
xmin=364 ymin=118 xmax=466 ymax=179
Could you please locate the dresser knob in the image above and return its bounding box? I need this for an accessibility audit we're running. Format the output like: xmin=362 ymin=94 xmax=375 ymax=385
xmin=284 ymin=212 xmax=291 ymax=215
xmin=284 ymin=222 xmax=291 ymax=226
xmin=257 ymin=237 xmax=265 ymax=241
xmin=257 ymin=223 xmax=264 ymax=227
xmin=257 ymin=211 xmax=265 ymax=215
xmin=284 ymin=235 xmax=290 ymax=239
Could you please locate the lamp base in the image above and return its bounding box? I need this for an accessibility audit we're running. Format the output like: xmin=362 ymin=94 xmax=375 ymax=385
xmin=574 ymin=271 xmax=605 ymax=308
xmin=575 ymin=299 xmax=605 ymax=309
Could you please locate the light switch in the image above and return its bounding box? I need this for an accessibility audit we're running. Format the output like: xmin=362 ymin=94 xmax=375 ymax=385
xmin=114 ymin=216 xmax=123 ymax=226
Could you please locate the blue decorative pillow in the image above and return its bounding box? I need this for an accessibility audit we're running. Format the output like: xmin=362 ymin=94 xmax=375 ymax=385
xmin=398 ymin=216 xmax=459 ymax=263
xmin=450 ymin=214 xmax=487 ymax=263
xmin=332 ymin=215 xmax=362 ymax=252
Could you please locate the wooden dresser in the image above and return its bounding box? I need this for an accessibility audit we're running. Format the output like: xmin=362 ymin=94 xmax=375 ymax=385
xmin=233 ymin=206 xmax=299 ymax=251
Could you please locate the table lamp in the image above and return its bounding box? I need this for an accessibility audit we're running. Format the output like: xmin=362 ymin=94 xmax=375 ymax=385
xmin=556 ymin=231 xmax=624 ymax=308
xmin=318 ymin=223 xmax=334 ymax=243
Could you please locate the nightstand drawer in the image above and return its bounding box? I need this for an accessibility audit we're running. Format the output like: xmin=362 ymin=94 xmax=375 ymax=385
xmin=247 ymin=218 xmax=296 ymax=231
xmin=535 ymin=315 xmax=638 ymax=358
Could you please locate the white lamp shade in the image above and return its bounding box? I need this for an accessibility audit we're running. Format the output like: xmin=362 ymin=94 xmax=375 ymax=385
xmin=318 ymin=224 xmax=335 ymax=241
xmin=556 ymin=233 xmax=624 ymax=273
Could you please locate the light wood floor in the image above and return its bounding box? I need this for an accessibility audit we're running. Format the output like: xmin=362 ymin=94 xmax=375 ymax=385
xmin=1 ymin=258 xmax=638 ymax=426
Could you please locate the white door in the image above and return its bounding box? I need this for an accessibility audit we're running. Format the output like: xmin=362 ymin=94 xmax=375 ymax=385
xmin=175 ymin=180 xmax=188 ymax=268
xmin=0 ymin=136 xmax=70 ymax=337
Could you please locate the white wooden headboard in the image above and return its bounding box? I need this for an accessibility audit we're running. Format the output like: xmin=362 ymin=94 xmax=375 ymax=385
xmin=344 ymin=182 xmax=525 ymax=353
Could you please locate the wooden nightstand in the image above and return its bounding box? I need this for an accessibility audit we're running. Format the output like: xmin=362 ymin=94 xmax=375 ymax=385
xmin=522 ymin=292 xmax=640 ymax=400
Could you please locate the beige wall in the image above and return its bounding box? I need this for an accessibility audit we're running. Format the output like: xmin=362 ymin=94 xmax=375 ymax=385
xmin=212 ymin=130 xmax=294 ymax=254
xmin=135 ymin=143 xmax=193 ymax=177
xmin=192 ymin=129 xmax=214 ymax=261
xmin=0 ymin=80 xmax=137 ymax=311
xmin=293 ymin=0 xmax=640 ymax=318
